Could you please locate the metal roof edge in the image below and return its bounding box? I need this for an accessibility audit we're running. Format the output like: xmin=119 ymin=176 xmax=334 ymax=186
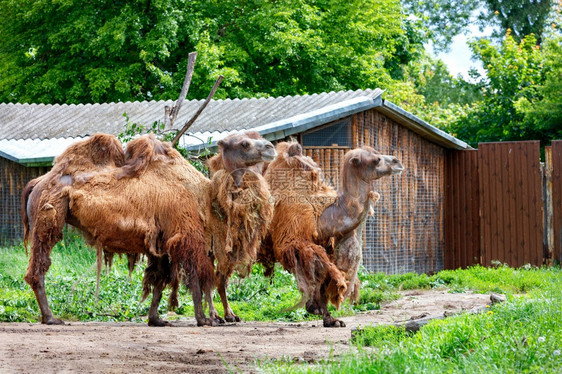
xmin=379 ymin=100 xmax=471 ymax=150
xmin=0 ymin=150 xmax=20 ymax=163
xmin=0 ymin=150 xmax=54 ymax=167
xmin=183 ymin=94 xmax=383 ymax=151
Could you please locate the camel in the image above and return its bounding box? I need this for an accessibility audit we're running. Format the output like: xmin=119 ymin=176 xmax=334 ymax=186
xmin=22 ymin=132 xmax=276 ymax=326
xmin=204 ymin=131 xmax=274 ymax=323
xmin=262 ymin=142 xmax=403 ymax=327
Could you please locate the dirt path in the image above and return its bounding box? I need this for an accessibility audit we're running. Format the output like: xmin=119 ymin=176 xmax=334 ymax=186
xmin=0 ymin=290 xmax=490 ymax=373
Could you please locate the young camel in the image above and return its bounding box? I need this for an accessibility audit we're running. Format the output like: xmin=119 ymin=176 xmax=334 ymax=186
xmin=22 ymin=132 xmax=275 ymax=326
xmin=263 ymin=142 xmax=403 ymax=327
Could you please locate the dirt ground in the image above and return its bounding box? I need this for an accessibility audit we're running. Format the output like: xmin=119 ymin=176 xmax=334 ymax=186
xmin=0 ymin=290 xmax=491 ymax=373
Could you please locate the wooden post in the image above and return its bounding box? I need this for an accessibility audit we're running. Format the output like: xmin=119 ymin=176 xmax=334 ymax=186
xmin=545 ymin=146 xmax=554 ymax=265
xmin=166 ymin=52 xmax=197 ymax=129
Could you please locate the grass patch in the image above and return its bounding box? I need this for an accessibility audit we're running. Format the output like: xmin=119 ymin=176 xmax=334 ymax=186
xmin=1 ymin=233 xmax=560 ymax=328
xmin=261 ymin=269 xmax=562 ymax=373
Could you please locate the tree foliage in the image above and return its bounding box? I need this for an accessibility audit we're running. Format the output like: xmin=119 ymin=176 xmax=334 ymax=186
xmin=403 ymin=0 xmax=559 ymax=51
xmin=480 ymin=0 xmax=557 ymax=45
xmin=0 ymin=0 xmax=423 ymax=104
xmin=402 ymin=0 xmax=479 ymax=52
xmin=446 ymin=33 xmax=561 ymax=147
xmin=514 ymin=36 xmax=562 ymax=141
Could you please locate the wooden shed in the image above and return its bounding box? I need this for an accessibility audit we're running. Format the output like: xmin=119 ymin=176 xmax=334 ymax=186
xmin=0 ymin=89 xmax=470 ymax=274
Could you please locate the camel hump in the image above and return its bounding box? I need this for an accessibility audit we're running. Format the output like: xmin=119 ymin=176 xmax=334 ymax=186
xmin=51 ymin=133 xmax=125 ymax=175
xmin=118 ymin=134 xmax=179 ymax=179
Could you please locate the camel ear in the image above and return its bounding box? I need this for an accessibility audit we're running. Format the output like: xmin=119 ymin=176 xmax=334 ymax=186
xmin=217 ymin=139 xmax=227 ymax=149
xmin=349 ymin=156 xmax=361 ymax=166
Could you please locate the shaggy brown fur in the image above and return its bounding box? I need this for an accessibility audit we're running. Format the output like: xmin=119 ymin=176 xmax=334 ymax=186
xmin=204 ymin=132 xmax=275 ymax=322
xmin=307 ymin=146 xmax=403 ymax=316
xmin=22 ymin=134 xmax=216 ymax=326
xmin=263 ymin=143 xmax=403 ymax=327
xmin=263 ymin=142 xmax=347 ymax=327
xmin=22 ymin=134 xmax=125 ymax=250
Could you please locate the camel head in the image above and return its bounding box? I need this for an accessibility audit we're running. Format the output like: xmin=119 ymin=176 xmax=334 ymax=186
xmin=344 ymin=146 xmax=404 ymax=183
xmin=216 ymin=131 xmax=276 ymax=184
xmin=273 ymin=141 xmax=320 ymax=171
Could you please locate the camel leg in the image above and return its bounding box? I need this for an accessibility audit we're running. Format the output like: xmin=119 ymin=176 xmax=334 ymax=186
xmin=147 ymin=281 xmax=170 ymax=327
xmin=206 ymin=291 xmax=225 ymax=324
xmin=143 ymin=255 xmax=172 ymax=326
xmin=188 ymin=274 xmax=216 ymax=327
xmin=25 ymin=239 xmax=62 ymax=324
xmin=217 ymin=273 xmax=240 ymax=323
xmin=24 ymin=199 xmax=66 ymax=325
xmin=318 ymin=280 xmax=346 ymax=328
xmin=305 ymin=298 xmax=322 ymax=316
xmin=28 ymin=272 xmax=63 ymax=325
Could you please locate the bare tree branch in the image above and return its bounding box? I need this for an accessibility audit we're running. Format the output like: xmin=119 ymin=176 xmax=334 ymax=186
xmin=171 ymin=75 xmax=223 ymax=147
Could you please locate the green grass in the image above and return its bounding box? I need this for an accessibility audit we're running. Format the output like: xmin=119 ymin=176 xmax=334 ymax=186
xmin=262 ymin=269 xmax=562 ymax=373
xmin=1 ymin=233 xmax=560 ymax=330
xmin=2 ymin=234 xmax=561 ymax=372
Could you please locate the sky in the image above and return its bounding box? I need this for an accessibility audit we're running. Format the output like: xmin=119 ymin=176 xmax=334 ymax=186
xmin=427 ymin=23 xmax=493 ymax=80
xmin=423 ymin=4 xmax=498 ymax=82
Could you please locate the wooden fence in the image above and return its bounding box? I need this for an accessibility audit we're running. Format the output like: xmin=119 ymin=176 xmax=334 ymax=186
xmin=548 ymin=141 xmax=562 ymax=264
xmin=444 ymin=150 xmax=480 ymax=269
xmin=446 ymin=141 xmax=561 ymax=268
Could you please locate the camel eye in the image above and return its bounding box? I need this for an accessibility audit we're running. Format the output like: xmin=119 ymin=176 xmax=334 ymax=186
xmin=373 ymin=157 xmax=381 ymax=165
xmin=241 ymin=141 xmax=250 ymax=149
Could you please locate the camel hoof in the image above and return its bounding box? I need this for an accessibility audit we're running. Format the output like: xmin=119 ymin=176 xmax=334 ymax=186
xmin=148 ymin=318 xmax=171 ymax=327
xmin=323 ymin=319 xmax=346 ymax=328
xmin=197 ymin=318 xmax=217 ymax=327
xmin=225 ymin=315 xmax=241 ymax=323
xmin=44 ymin=318 xmax=65 ymax=325
xmin=306 ymin=300 xmax=322 ymax=315
xmin=215 ymin=316 xmax=226 ymax=325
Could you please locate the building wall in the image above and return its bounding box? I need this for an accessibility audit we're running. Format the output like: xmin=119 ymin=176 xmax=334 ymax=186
xmin=0 ymin=158 xmax=48 ymax=245
xmin=304 ymin=108 xmax=446 ymax=274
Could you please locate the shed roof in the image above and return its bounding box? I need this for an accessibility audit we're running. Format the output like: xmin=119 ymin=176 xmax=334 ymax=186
xmin=0 ymin=89 xmax=469 ymax=166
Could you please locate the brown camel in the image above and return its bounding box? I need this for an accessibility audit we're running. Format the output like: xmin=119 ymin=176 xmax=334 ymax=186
xmin=204 ymin=131 xmax=275 ymax=323
xmin=22 ymin=132 xmax=275 ymax=327
xmin=262 ymin=142 xmax=403 ymax=327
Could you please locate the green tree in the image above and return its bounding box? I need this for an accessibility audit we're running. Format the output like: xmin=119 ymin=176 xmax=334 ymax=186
xmin=0 ymin=0 xmax=419 ymax=104
xmin=479 ymin=0 xmax=557 ymax=45
xmin=408 ymin=54 xmax=482 ymax=107
xmin=402 ymin=0 xmax=479 ymax=51
xmin=0 ymin=0 xmax=191 ymax=103
xmin=514 ymin=36 xmax=562 ymax=141
xmin=447 ymin=33 xmax=554 ymax=146
xmin=403 ymin=0 xmax=559 ymax=50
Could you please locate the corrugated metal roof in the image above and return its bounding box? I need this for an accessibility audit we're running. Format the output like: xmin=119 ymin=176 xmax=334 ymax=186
xmin=0 ymin=89 xmax=383 ymax=141
xmin=0 ymin=88 xmax=469 ymax=166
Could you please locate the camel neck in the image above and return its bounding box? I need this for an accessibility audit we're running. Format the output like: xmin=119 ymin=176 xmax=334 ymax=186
xmin=339 ymin=175 xmax=370 ymax=213
xmin=317 ymin=175 xmax=371 ymax=241
xmin=226 ymin=168 xmax=248 ymax=187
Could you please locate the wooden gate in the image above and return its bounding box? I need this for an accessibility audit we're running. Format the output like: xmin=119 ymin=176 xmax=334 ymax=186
xmin=478 ymin=142 xmax=544 ymax=267
xmin=446 ymin=141 xmax=547 ymax=268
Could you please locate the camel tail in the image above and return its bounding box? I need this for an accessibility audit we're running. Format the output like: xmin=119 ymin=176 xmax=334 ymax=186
xmin=21 ymin=179 xmax=39 ymax=255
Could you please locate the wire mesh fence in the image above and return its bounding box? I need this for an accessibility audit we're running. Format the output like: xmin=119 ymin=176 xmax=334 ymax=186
xmin=304 ymin=110 xmax=446 ymax=274
xmin=0 ymin=158 xmax=48 ymax=246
